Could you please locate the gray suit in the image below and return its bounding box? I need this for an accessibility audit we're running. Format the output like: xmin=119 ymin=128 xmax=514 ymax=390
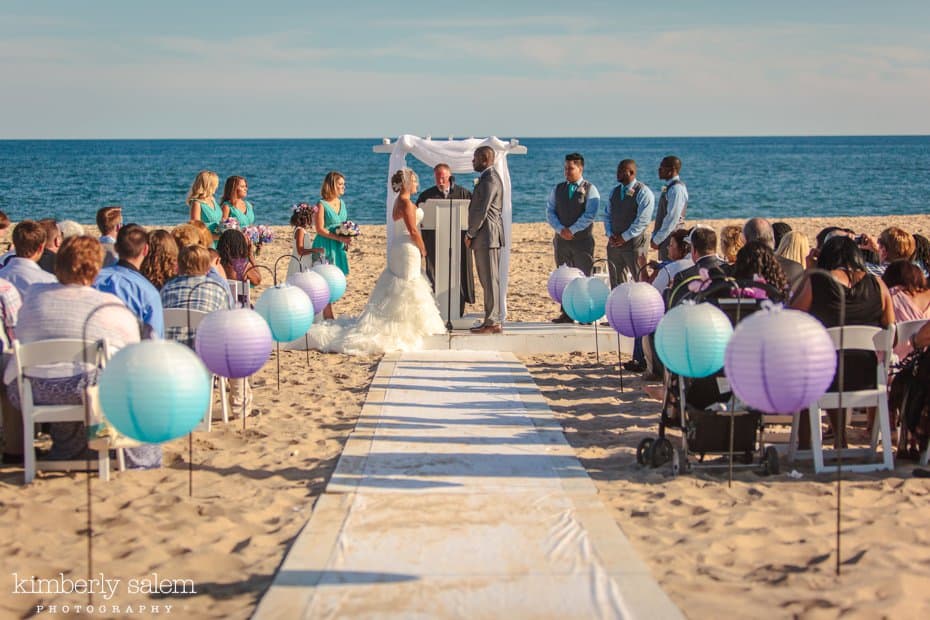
xmin=467 ymin=168 xmax=504 ymax=325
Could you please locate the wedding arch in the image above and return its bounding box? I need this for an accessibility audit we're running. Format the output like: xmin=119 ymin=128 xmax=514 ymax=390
xmin=373 ymin=135 xmax=527 ymax=320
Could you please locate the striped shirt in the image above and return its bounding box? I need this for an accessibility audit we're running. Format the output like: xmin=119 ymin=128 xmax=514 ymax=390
xmin=160 ymin=275 xmax=231 ymax=347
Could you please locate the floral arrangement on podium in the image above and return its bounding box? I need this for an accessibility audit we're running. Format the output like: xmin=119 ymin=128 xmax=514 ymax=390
xmin=244 ymin=225 xmax=274 ymax=254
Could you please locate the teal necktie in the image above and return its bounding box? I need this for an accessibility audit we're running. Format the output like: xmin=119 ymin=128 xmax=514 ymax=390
xmin=568 ymin=182 xmax=578 ymax=199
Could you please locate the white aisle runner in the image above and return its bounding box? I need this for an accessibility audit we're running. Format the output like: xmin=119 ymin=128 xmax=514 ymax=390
xmin=254 ymin=351 xmax=681 ymax=619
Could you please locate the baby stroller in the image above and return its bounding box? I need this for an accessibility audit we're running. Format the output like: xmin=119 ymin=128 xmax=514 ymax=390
xmin=637 ymin=276 xmax=784 ymax=475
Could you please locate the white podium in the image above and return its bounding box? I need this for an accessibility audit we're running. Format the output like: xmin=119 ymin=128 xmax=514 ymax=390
xmin=421 ymin=199 xmax=472 ymax=330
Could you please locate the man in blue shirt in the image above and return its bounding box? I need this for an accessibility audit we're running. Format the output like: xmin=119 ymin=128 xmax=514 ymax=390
xmin=604 ymin=159 xmax=655 ymax=287
xmin=651 ymin=156 xmax=689 ymax=262
xmin=94 ymin=223 xmax=164 ymax=338
xmin=546 ymin=153 xmax=601 ymax=323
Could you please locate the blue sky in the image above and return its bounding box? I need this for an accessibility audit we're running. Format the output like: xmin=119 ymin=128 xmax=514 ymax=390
xmin=2 ymin=0 xmax=929 ymax=138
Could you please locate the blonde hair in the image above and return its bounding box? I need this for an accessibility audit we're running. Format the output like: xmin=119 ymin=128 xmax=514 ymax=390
xmin=320 ymin=171 xmax=345 ymax=202
xmin=186 ymin=170 xmax=219 ymax=207
xmin=775 ymin=230 xmax=810 ymax=266
xmin=178 ymin=244 xmax=211 ymax=276
xmin=187 ymin=220 xmax=213 ymax=247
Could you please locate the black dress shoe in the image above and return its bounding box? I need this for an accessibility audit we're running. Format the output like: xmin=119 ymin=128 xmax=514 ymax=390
xmin=551 ymin=314 xmax=574 ymax=324
xmin=623 ymin=360 xmax=647 ymax=372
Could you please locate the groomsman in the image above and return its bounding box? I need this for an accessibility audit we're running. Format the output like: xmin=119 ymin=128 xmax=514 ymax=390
xmin=416 ymin=163 xmax=475 ymax=314
xmin=465 ymin=146 xmax=505 ymax=334
xmin=546 ymin=152 xmax=601 ymax=323
xmin=650 ymin=155 xmax=689 ymax=261
xmin=604 ymin=159 xmax=655 ymax=287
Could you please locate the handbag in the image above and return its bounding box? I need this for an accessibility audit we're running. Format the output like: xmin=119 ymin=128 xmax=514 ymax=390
xmin=889 ymin=347 xmax=930 ymax=440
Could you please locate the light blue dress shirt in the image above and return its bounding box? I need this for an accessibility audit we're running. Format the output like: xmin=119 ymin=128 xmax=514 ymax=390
xmin=94 ymin=263 xmax=164 ymax=338
xmin=603 ymin=179 xmax=656 ymax=240
xmin=652 ymin=175 xmax=689 ymax=245
xmin=546 ymin=178 xmax=601 ymax=235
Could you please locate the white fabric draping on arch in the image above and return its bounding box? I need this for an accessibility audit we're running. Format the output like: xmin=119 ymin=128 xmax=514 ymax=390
xmin=385 ymin=135 xmax=522 ymax=321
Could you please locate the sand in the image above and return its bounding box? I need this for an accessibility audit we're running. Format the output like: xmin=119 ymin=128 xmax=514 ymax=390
xmin=1 ymin=214 xmax=929 ymax=618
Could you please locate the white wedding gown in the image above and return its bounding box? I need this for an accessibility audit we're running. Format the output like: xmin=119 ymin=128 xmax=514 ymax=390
xmin=304 ymin=208 xmax=446 ymax=354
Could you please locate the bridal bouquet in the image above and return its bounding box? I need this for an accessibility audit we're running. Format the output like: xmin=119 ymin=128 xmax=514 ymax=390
xmin=244 ymin=224 xmax=274 ymax=254
xmin=336 ymin=220 xmax=360 ymax=237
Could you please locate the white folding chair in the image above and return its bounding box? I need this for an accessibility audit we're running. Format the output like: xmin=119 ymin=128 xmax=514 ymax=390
xmin=788 ymin=325 xmax=895 ymax=473
xmin=227 ymin=279 xmax=251 ymax=309
xmin=163 ymin=308 xmax=230 ymax=431
xmin=13 ymin=338 xmax=124 ymax=483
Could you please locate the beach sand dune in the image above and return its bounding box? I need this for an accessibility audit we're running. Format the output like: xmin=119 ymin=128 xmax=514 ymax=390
xmin=1 ymin=215 xmax=928 ymax=618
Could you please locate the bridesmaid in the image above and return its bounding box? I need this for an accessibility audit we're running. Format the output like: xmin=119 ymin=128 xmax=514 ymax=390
xmin=220 ymin=175 xmax=256 ymax=228
xmin=311 ymin=171 xmax=350 ymax=319
xmin=186 ymin=170 xmax=223 ymax=243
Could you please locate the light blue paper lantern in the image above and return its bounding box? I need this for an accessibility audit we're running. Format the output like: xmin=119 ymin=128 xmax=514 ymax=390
xmin=255 ymin=284 xmax=314 ymax=342
xmin=99 ymin=341 xmax=211 ymax=443
xmin=655 ymin=301 xmax=733 ymax=378
xmin=312 ymin=263 xmax=347 ymax=303
xmin=562 ymin=276 xmax=610 ymax=324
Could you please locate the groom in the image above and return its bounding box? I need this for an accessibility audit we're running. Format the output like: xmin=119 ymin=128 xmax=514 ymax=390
xmin=465 ymin=146 xmax=504 ymax=334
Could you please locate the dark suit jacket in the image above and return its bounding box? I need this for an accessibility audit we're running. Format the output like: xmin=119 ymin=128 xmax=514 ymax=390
xmin=416 ymin=183 xmax=475 ymax=304
xmin=670 ymin=254 xmax=729 ymax=305
xmin=777 ymin=256 xmax=804 ymax=291
xmin=467 ymin=168 xmax=504 ymax=249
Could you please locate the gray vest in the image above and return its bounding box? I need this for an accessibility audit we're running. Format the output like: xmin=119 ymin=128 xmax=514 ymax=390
xmin=609 ymin=182 xmax=644 ymax=239
xmin=554 ymin=180 xmax=593 ymax=239
xmin=654 ymin=179 xmax=687 ymax=236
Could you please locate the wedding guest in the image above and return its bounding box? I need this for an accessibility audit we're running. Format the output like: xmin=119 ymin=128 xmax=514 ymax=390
xmin=651 ymin=228 xmax=693 ymax=293
xmin=859 ymin=226 xmax=915 ymax=277
xmin=174 ymin=223 xmax=228 ymax=292
xmin=220 ymin=175 xmax=255 ymax=228
xmin=217 ymin=229 xmax=261 ymax=286
xmin=719 ymin=224 xmax=744 ymax=265
xmin=187 ymin=170 xmax=223 ymax=242
xmin=670 ymin=226 xmax=728 ymax=305
xmin=0 ymin=210 xmax=10 ymax=247
xmin=311 ymin=171 xmax=351 ymax=273
xmin=773 ymin=221 xmax=792 ymax=249
xmin=775 ymin=230 xmax=810 ymax=271
xmin=36 ymin=218 xmax=62 ymax=274
xmin=913 ymin=233 xmax=930 ymax=275
xmin=4 ymin=235 xmax=159 ymax=468
xmin=96 ymin=205 xmax=122 ymax=267
xmin=0 ymin=212 xmax=12 ymax=268
xmin=416 ymin=163 xmax=475 ymax=314
xmin=731 ymin=241 xmax=789 ymax=300
xmin=140 ymin=229 xmax=179 ymax=290
xmin=161 ymin=245 xmax=231 ymax=347
xmin=546 ymin=152 xmax=600 ymax=323
xmin=882 ymin=259 xmax=930 ymax=359
xmin=188 ymin=219 xmax=214 ymax=249
xmin=651 ymin=155 xmax=689 ymax=261
xmin=94 ymin=223 xmax=164 ymax=338
xmin=604 ymin=158 xmax=655 ymax=286
xmin=790 ymin=235 xmax=894 ymax=447
xmin=58 ymin=220 xmax=84 ymax=240
xmin=286 ymin=203 xmax=324 ymax=278
xmin=744 ymin=217 xmax=804 ymax=289
xmin=0 ymin=220 xmax=57 ymax=295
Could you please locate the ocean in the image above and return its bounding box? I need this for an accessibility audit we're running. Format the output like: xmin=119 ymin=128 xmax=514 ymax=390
xmin=0 ymin=136 xmax=927 ymax=226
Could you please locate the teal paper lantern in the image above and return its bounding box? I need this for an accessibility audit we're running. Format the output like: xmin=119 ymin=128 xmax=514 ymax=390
xmin=99 ymin=341 xmax=211 ymax=443
xmin=312 ymin=263 xmax=347 ymax=303
xmin=655 ymin=301 xmax=733 ymax=378
xmin=255 ymin=284 xmax=314 ymax=342
xmin=562 ymin=276 xmax=610 ymax=324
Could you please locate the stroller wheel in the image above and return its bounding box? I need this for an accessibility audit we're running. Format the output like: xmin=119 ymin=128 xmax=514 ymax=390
xmin=650 ymin=437 xmax=674 ymax=468
xmin=763 ymin=446 xmax=780 ymax=475
xmin=636 ymin=438 xmax=654 ymax=466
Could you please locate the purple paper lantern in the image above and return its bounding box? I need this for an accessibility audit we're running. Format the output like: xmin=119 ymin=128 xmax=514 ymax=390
xmin=655 ymin=302 xmax=733 ymax=378
xmin=195 ymin=308 xmax=273 ymax=378
xmin=725 ymin=306 xmax=837 ymax=414
xmin=286 ymin=270 xmax=331 ymax=315
xmin=547 ymin=265 xmax=585 ymax=304
xmin=606 ymin=282 xmax=665 ymax=338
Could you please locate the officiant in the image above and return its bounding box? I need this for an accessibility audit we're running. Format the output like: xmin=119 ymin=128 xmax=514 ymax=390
xmin=416 ymin=162 xmax=475 ymax=315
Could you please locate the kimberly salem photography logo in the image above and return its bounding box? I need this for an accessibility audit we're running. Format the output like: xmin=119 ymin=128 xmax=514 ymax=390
xmin=12 ymin=572 xmax=195 ymax=615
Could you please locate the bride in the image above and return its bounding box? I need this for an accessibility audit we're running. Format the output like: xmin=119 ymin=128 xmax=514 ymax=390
xmin=305 ymin=168 xmax=446 ymax=354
